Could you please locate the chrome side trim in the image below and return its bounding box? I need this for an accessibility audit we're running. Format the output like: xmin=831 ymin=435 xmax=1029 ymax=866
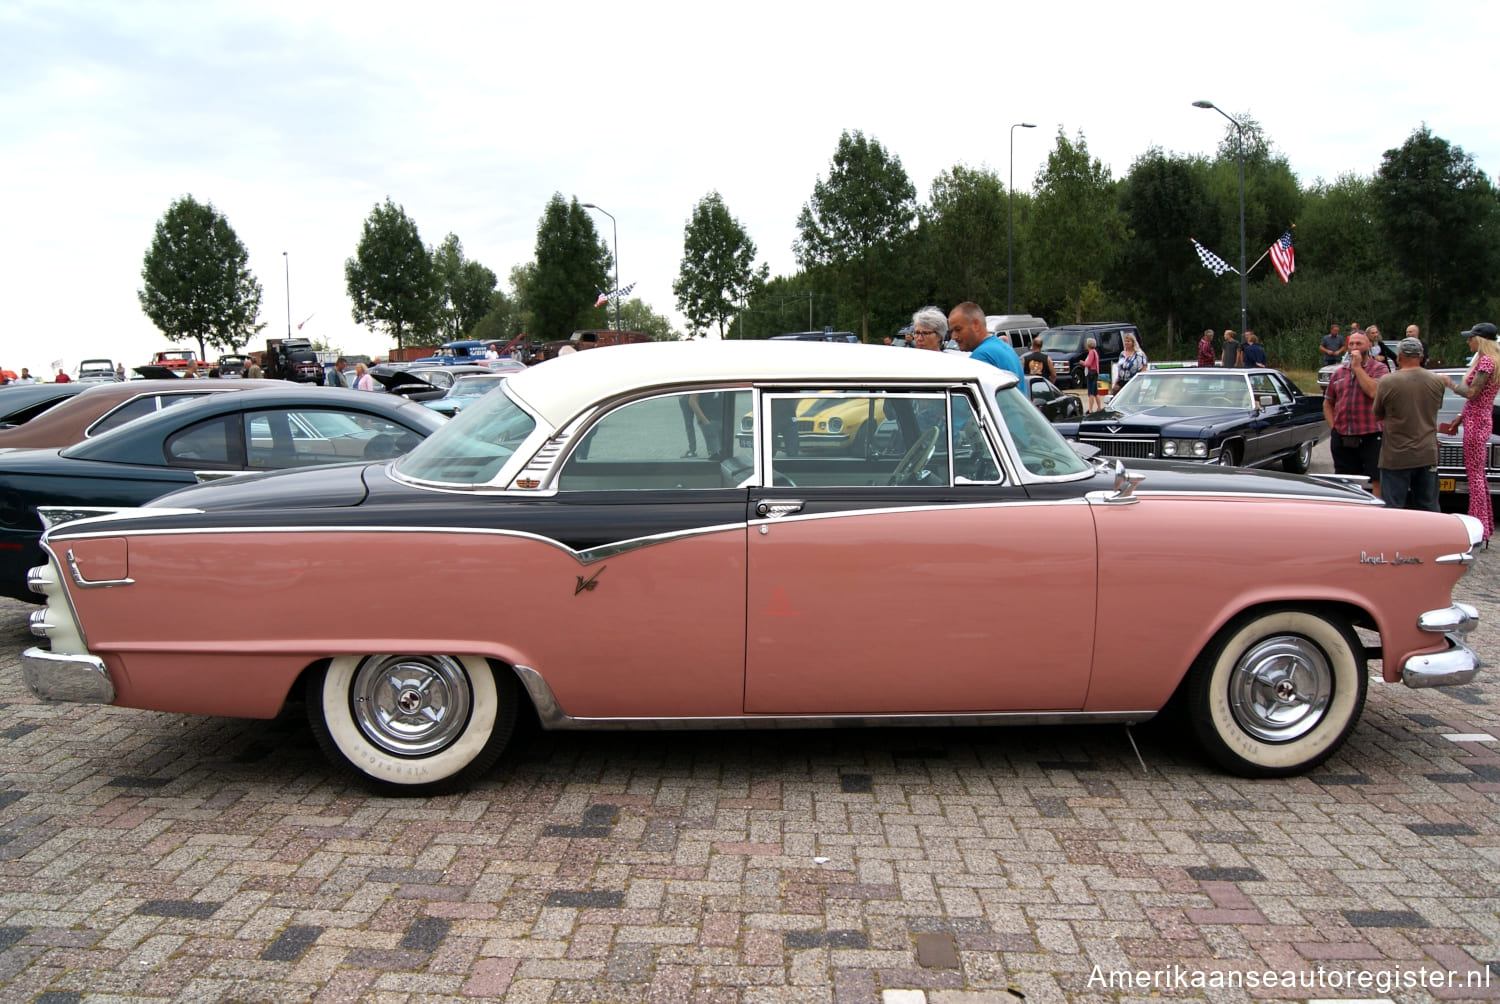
xmin=510 ymin=665 xmax=1153 ymax=731
xmin=65 ymin=549 xmax=134 ymax=589
xmin=21 ymin=648 xmax=116 ymax=704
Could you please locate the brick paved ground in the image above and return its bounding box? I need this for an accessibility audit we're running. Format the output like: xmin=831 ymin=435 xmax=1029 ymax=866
xmin=1 ymin=551 xmax=1498 ymax=1002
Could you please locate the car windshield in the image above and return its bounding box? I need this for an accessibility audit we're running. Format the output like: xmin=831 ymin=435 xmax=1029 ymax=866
xmin=991 ymin=386 xmax=1089 ymax=477
xmin=1040 ymin=329 xmax=1084 ymax=352
xmin=394 ymin=383 xmax=536 ymax=485
xmin=1108 ymin=373 xmax=1251 ymax=412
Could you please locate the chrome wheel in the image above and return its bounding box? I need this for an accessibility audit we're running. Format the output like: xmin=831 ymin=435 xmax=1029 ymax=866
xmin=1227 ymin=636 xmax=1332 ymax=742
xmin=350 ymin=654 xmax=473 ymax=756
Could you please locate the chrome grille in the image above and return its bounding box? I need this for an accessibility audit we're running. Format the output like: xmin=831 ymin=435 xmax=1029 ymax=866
xmin=1079 ymin=436 xmax=1156 ymax=459
xmin=1438 ymin=442 xmax=1465 ymax=468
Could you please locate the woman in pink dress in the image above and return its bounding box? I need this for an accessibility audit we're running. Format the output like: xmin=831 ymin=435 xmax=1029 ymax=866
xmin=1440 ymin=322 xmax=1500 ymax=539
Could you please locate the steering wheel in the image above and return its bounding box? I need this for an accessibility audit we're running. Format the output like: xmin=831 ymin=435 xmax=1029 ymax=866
xmin=886 ymin=427 xmax=940 ymax=486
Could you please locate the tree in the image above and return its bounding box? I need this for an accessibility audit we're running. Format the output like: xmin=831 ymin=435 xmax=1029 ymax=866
xmin=432 ymin=234 xmax=499 ymax=341
xmin=530 ymin=194 xmax=611 ymax=340
xmin=1115 ymin=148 xmax=1214 ymax=347
xmin=138 ymin=195 xmax=264 ymax=359
xmin=344 ymin=198 xmax=438 ymax=352
xmin=1028 ymin=130 xmax=1126 ymax=323
xmin=615 ymin=298 xmax=679 ymax=340
xmin=674 ymin=192 xmax=768 ymax=338
xmin=1375 ymin=126 xmax=1500 ymax=335
xmin=919 ymin=165 xmax=1010 ymax=311
xmin=794 ymin=130 xmax=916 ymax=341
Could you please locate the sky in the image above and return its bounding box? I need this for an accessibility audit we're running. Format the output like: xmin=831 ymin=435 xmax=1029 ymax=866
xmin=2 ymin=0 xmax=1496 ymax=375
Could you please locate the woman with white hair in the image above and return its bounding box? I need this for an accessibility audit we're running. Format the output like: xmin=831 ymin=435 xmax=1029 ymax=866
xmin=909 ymin=307 xmax=947 ymax=351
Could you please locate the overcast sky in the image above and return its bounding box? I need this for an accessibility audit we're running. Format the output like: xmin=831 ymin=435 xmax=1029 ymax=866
xmin=2 ymin=0 xmax=1495 ymax=374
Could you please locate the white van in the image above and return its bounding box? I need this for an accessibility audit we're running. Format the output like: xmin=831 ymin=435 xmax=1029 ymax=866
xmin=985 ymin=315 xmax=1048 ymax=350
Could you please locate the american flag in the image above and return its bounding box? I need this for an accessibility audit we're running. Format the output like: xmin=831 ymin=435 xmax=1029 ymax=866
xmin=1192 ymin=239 xmax=1237 ymax=276
xmin=594 ymin=289 xmax=609 ymax=308
xmin=1269 ymin=230 xmax=1296 ymax=283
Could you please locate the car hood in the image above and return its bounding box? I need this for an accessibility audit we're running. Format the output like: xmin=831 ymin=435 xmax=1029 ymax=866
xmin=1059 ymin=405 xmax=1250 ymax=437
xmin=148 ymin=462 xmax=373 ymax=511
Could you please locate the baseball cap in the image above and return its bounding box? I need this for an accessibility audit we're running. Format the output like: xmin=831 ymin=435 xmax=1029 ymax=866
xmin=1461 ymin=322 xmax=1498 ymax=340
xmin=1397 ymin=337 xmax=1424 ymax=356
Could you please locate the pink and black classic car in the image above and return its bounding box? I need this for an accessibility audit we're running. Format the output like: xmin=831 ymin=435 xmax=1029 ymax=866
xmin=22 ymin=341 xmax=1482 ymax=793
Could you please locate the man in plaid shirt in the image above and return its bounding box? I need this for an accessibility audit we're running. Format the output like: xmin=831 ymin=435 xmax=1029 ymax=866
xmin=1323 ymin=330 xmax=1387 ymax=498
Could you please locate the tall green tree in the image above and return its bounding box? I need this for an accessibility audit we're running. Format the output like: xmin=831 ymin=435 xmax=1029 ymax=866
xmin=1115 ymin=148 xmax=1214 ymax=347
xmin=530 ymin=194 xmax=611 ymax=340
xmin=138 ymin=194 xmax=264 ymax=359
xmin=1374 ymin=126 xmax=1500 ymax=335
xmin=344 ymin=198 xmax=438 ymax=352
xmin=919 ymin=165 xmax=1009 ymax=311
xmin=794 ymin=130 xmax=916 ymax=341
xmin=1028 ymin=129 xmax=1126 ymax=323
xmin=432 ymin=234 xmax=499 ymax=341
xmin=615 ymin=298 xmax=679 ymax=340
xmin=674 ymin=192 xmax=768 ymax=338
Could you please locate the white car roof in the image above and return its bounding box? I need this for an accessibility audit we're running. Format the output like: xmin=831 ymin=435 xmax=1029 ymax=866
xmin=502 ymin=340 xmax=1016 ymax=427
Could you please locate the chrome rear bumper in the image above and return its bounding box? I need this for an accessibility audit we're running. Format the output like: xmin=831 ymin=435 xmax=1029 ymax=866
xmin=21 ymin=647 xmax=115 ymax=703
xmin=1402 ymin=603 xmax=1480 ymax=688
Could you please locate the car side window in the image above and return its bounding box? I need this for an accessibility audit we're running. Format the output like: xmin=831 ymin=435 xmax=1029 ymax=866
xmin=765 ymin=392 xmax=959 ymax=488
xmin=246 ymin=408 xmax=420 ymax=468
xmin=1248 ymin=373 xmax=1289 ymax=404
xmin=557 ymin=390 xmax=752 ymax=491
xmin=165 ymin=415 xmax=240 ymax=468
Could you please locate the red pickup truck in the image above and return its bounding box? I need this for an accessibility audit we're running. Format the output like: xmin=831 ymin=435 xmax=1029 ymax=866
xmin=151 ymin=349 xmax=198 ymax=372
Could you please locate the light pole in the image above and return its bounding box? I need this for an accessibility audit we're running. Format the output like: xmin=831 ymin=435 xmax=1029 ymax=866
xmin=581 ymin=203 xmax=621 ymax=340
xmin=1193 ymin=100 xmax=1247 ymax=337
xmin=282 ymin=251 xmax=291 ymax=338
xmin=1008 ymin=122 xmax=1035 ymax=314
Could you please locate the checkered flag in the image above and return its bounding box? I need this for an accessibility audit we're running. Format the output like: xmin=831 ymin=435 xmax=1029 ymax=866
xmin=1192 ymin=238 xmax=1238 ymax=276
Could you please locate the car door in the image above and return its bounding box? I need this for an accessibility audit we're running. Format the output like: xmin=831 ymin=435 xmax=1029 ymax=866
xmin=744 ymin=387 xmax=1097 ymax=715
xmin=1246 ymin=372 xmax=1294 ymax=463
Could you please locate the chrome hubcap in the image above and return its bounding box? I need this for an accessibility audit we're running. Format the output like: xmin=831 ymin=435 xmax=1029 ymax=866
xmin=1229 ymin=635 xmax=1333 ymax=742
xmin=350 ymin=655 xmax=472 ymax=756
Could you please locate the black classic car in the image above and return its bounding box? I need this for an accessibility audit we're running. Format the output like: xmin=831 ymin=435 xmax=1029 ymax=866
xmin=1054 ymin=367 xmax=1326 ymax=471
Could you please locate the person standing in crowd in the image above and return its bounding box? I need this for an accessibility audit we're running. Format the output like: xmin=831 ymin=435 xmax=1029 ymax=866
xmin=53 ymin=366 xmax=71 ymax=383
xmin=1115 ymin=332 xmax=1147 ymax=389
xmin=1319 ymin=323 xmax=1344 ymax=367
xmin=1197 ymin=328 xmax=1216 ymax=367
xmin=1440 ymin=322 xmax=1500 ymax=540
xmin=1220 ymin=329 xmax=1242 ymax=368
xmin=16 ymin=367 xmax=36 ymax=384
xmin=353 ymin=362 xmax=376 ymax=391
xmin=1366 ymin=326 xmax=1395 ymax=371
xmin=1021 ymin=334 xmax=1055 ymax=381
xmin=1323 ymin=330 xmax=1386 ymax=498
xmin=947 ymin=302 xmax=1022 ymax=377
xmin=1080 ymin=338 xmax=1102 ymax=413
xmin=1241 ymin=331 xmax=1269 ymax=368
xmin=113 ymin=363 xmax=126 ymax=380
xmin=1405 ymin=323 xmax=1430 ymax=367
xmin=1373 ymin=337 xmax=1446 ymax=510
xmin=909 ymin=307 xmax=946 ymax=353
xmin=244 ymin=356 xmax=263 ymax=379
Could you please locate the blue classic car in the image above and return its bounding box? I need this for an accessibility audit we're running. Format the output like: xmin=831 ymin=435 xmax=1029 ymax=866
xmin=1054 ymin=367 xmax=1326 ymax=471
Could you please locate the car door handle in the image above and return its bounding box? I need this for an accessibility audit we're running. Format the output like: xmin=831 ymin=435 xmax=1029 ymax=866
xmin=756 ymin=499 xmax=804 ymax=518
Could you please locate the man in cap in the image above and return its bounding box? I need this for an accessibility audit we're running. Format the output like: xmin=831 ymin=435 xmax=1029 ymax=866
xmin=1372 ymin=337 xmax=1447 ymax=510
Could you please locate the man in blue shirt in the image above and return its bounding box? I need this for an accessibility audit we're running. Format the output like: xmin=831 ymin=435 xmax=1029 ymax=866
xmin=948 ymin=302 xmax=1023 ymax=377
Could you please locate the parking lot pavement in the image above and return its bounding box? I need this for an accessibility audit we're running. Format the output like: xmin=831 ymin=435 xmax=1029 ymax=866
xmin=2 ymin=545 xmax=1498 ymax=1002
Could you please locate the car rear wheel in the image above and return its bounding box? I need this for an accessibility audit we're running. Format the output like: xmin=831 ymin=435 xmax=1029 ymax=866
xmin=307 ymin=654 xmax=518 ymax=794
xmin=1283 ymin=440 xmax=1314 ymax=474
xmin=1186 ymin=608 xmax=1366 ymax=777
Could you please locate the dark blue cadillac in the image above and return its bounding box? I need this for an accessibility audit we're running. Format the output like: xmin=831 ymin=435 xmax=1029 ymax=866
xmin=1054 ymin=367 xmax=1327 ymax=471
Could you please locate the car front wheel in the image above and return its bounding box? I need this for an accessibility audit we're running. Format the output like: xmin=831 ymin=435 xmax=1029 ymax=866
xmin=307 ymin=654 xmax=518 ymax=794
xmin=1186 ymin=608 xmax=1366 ymax=777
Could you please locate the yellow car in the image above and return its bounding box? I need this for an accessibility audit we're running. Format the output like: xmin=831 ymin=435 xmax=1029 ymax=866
xmin=738 ymin=395 xmax=888 ymax=455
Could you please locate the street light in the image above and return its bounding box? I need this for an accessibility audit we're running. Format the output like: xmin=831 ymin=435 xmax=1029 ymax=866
xmin=1008 ymin=122 xmax=1035 ymax=314
xmin=1193 ymin=100 xmax=1247 ymax=337
xmin=282 ymin=251 xmax=291 ymax=338
xmin=580 ymin=203 xmax=621 ymax=340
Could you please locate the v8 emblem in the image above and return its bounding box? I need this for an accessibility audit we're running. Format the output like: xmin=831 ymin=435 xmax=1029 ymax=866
xmin=575 ymin=566 xmax=605 ymax=595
